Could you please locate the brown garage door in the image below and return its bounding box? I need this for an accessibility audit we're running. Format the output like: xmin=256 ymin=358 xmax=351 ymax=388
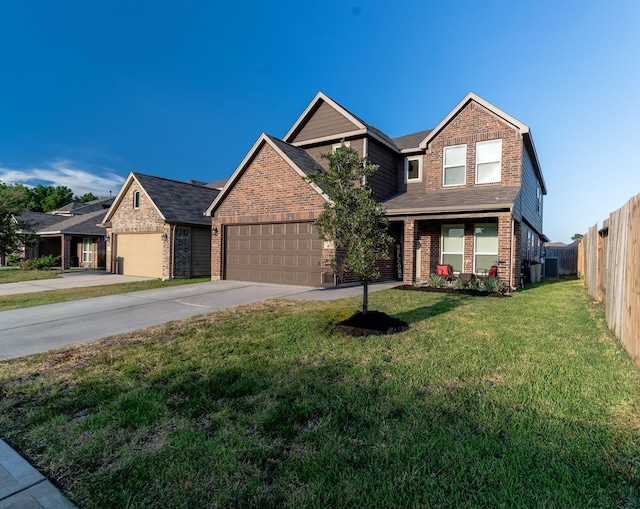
xmin=115 ymin=233 xmax=164 ymax=278
xmin=225 ymin=222 xmax=325 ymax=286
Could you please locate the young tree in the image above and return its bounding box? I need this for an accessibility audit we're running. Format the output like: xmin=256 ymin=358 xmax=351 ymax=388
xmin=305 ymin=143 xmax=392 ymax=314
xmin=0 ymin=183 xmax=36 ymax=261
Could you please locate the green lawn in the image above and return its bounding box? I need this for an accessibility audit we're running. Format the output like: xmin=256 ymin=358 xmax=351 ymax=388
xmin=0 ymin=277 xmax=211 ymax=311
xmin=1 ymin=279 xmax=638 ymax=508
xmin=0 ymin=268 xmax=62 ymax=283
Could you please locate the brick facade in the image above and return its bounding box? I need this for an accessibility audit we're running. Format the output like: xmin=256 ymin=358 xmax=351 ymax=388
xmin=423 ymin=101 xmax=522 ymax=191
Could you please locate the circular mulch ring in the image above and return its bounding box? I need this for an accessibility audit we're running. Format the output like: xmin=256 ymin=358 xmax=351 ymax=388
xmin=336 ymin=310 xmax=409 ymax=337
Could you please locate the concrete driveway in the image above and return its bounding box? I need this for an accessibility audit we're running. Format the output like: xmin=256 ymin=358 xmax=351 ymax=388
xmin=0 ymin=278 xmax=398 ymax=360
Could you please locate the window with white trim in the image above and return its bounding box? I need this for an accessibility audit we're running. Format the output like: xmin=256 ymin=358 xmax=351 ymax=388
xmin=443 ymin=144 xmax=466 ymax=186
xmin=476 ymin=139 xmax=502 ymax=184
xmin=474 ymin=223 xmax=498 ymax=274
xmin=82 ymin=238 xmax=93 ymax=264
xmin=133 ymin=190 xmax=140 ymax=209
xmin=441 ymin=224 xmax=464 ymax=273
xmin=405 ymin=156 xmax=422 ymax=183
xmin=332 ymin=141 xmax=351 ymax=153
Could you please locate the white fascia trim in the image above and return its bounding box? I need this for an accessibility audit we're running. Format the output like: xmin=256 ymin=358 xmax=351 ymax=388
xmin=284 ymin=92 xmax=367 ymax=143
xmin=418 ymin=92 xmax=530 ymax=150
xmin=289 ymin=129 xmax=366 ymax=147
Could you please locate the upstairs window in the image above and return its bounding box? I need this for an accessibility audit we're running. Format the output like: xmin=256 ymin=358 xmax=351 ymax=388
xmin=536 ymin=184 xmax=542 ymax=214
xmin=133 ymin=190 xmax=140 ymax=209
xmin=443 ymin=145 xmax=466 ymax=186
xmin=332 ymin=141 xmax=351 ymax=153
xmin=476 ymin=139 xmax=502 ymax=184
xmin=405 ymin=156 xmax=422 ymax=183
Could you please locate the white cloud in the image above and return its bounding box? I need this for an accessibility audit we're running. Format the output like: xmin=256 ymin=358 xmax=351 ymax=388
xmin=0 ymin=161 xmax=125 ymax=198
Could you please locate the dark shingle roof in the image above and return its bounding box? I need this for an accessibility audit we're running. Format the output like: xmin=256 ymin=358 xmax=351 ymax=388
xmin=15 ymin=211 xmax=62 ymax=232
xmin=52 ymin=197 xmax=115 ymax=215
xmin=267 ymin=135 xmax=321 ymax=177
xmin=384 ymin=185 xmax=520 ymax=214
xmin=133 ymin=173 xmax=220 ymax=225
xmin=393 ymin=130 xmax=433 ymax=150
xmin=16 ymin=210 xmax=106 ymax=235
xmin=205 ymin=178 xmax=229 ymax=190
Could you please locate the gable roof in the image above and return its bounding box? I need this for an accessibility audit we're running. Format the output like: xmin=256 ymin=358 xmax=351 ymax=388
xmin=103 ymin=173 xmax=220 ymax=226
xmin=417 ymin=92 xmax=546 ymax=194
xmin=393 ymin=129 xmax=433 ymax=151
xmin=283 ymin=92 xmax=400 ymax=153
xmin=205 ymin=133 xmax=329 ymax=216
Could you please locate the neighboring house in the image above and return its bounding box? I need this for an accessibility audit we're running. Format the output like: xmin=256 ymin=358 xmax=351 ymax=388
xmin=100 ymin=173 xmax=221 ymax=279
xmin=14 ymin=199 xmax=114 ymax=269
xmin=206 ymin=91 xmax=547 ymax=288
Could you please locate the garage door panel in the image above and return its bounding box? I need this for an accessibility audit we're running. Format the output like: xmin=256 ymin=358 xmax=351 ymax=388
xmin=225 ymin=222 xmax=324 ymax=286
xmin=116 ymin=233 xmax=163 ymax=278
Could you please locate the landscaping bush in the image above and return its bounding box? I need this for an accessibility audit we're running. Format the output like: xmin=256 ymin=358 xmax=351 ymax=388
xmin=7 ymin=254 xmax=22 ymax=266
xmin=18 ymin=255 xmax=61 ymax=270
xmin=481 ymin=276 xmax=506 ymax=293
xmin=424 ymin=274 xmax=447 ymax=288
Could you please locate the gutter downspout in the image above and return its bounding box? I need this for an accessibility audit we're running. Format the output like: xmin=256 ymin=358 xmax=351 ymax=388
xmin=510 ymin=217 xmax=515 ymax=290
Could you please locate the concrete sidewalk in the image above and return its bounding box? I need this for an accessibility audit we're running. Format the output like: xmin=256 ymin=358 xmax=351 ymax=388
xmin=0 ymin=440 xmax=77 ymax=508
xmin=0 ymin=270 xmax=152 ymax=296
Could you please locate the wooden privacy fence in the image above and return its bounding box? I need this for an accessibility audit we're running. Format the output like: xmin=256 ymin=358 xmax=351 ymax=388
xmin=544 ymin=243 xmax=578 ymax=275
xmin=578 ymin=192 xmax=640 ymax=365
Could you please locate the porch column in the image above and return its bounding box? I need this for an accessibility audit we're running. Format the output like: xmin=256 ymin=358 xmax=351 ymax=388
xmin=402 ymin=219 xmax=417 ymax=284
xmin=61 ymin=234 xmax=71 ymax=269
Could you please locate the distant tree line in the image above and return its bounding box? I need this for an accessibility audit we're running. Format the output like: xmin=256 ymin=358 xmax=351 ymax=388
xmin=0 ymin=182 xmax=99 ymax=213
xmin=0 ymin=182 xmax=100 ymax=261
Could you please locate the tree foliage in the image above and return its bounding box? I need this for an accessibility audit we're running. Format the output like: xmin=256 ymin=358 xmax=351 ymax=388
xmin=0 ymin=183 xmax=35 ymax=260
xmin=28 ymin=184 xmax=75 ymax=212
xmin=571 ymin=233 xmax=584 ymax=242
xmin=76 ymin=192 xmax=99 ymax=203
xmin=305 ymin=143 xmax=392 ymax=313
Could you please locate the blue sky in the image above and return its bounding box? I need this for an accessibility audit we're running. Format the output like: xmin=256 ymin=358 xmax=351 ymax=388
xmin=1 ymin=1 xmax=639 ymax=243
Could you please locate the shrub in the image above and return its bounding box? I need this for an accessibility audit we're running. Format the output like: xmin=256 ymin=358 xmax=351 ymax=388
xmin=18 ymin=255 xmax=61 ymax=270
xmin=482 ymin=277 xmax=506 ymax=293
xmin=7 ymin=254 xmax=22 ymax=266
xmin=424 ymin=274 xmax=447 ymax=288
xmin=455 ymin=278 xmax=470 ymax=289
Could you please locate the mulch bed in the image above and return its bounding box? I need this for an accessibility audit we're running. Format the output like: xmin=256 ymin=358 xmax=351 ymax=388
xmin=393 ymin=284 xmax=510 ymax=298
xmin=337 ymin=310 xmax=409 ymax=337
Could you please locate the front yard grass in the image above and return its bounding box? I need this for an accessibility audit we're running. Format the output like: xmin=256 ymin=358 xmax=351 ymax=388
xmin=1 ymin=279 xmax=639 ymax=508
xmin=0 ymin=277 xmax=210 ymax=311
xmin=0 ymin=268 xmax=62 ymax=283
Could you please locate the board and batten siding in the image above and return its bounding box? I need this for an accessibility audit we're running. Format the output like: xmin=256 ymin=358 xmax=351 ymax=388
xmin=367 ymin=138 xmax=400 ymax=200
xmin=518 ymin=145 xmax=543 ymax=234
xmin=291 ymin=101 xmax=360 ymax=143
xmin=303 ymin=139 xmax=365 ymax=172
xmin=190 ymin=227 xmax=211 ymax=277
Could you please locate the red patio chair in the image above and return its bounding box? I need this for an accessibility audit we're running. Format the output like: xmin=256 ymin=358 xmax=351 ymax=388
xmin=487 ymin=265 xmax=498 ymax=278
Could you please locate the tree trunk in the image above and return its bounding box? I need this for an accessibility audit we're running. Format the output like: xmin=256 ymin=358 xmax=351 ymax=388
xmin=362 ymin=281 xmax=369 ymax=314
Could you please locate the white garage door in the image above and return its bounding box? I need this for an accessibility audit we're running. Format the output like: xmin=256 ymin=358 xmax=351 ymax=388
xmin=115 ymin=233 xmax=164 ymax=278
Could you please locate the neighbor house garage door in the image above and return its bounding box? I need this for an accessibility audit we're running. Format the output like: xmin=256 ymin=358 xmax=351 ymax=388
xmin=115 ymin=233 xmax=164 ymax=278
xmin=225 ymin=222 xmax=324 ymax=286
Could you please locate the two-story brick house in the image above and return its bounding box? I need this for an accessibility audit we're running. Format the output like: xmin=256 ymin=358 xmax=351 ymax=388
xmin=207 ymin=92 xmax=546 ymax=289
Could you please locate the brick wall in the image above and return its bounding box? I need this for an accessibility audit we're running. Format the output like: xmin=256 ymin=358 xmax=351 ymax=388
xmin=422 ymin=101 xmax=522 ymax=191
xmin=106 ymin=178 xmax=170 ymax=277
